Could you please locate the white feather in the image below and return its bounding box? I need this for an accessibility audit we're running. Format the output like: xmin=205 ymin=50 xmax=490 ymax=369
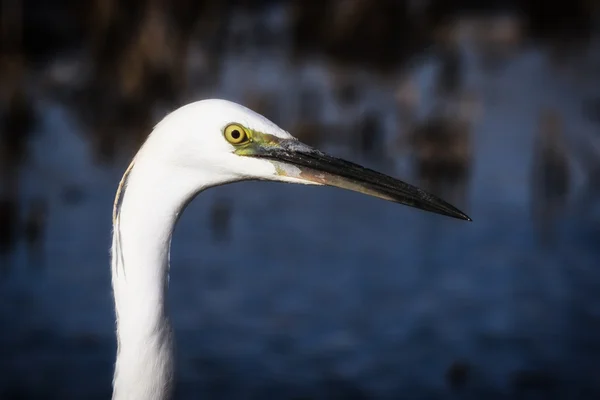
xmin=110 ymin=99 xmax=295 ymax=400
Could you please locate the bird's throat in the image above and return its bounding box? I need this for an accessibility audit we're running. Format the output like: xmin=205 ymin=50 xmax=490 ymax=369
xmin=110 ymin=163 xmax=185 ymax=400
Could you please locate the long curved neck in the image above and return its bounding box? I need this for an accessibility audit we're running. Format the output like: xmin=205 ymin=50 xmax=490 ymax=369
xmin=110 ymin=158 xmax=189 ymax=400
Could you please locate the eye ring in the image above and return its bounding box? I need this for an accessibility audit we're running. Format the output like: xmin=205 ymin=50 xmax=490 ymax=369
xmin=224 ymin=123 xmax=250 ymax=145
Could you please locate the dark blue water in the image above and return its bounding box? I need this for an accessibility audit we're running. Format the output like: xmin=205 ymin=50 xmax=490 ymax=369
xmin=1 ymin=12 xmax=600 ymax=399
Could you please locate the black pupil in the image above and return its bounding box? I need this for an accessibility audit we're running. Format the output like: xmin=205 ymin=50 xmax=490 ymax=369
xmin=231 ymin=130 xmax=241 ymax=140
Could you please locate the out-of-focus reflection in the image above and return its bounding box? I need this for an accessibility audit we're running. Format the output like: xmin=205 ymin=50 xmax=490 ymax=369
xmin=24 ymin=196 xmax=48 ymax=269
xmin=531 ymin=108 xmax=570 ymax=247
xmin=209 ymin=196 xmax=233 ymax=244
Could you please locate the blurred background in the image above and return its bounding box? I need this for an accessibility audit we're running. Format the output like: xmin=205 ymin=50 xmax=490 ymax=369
xmin=1 ymin=0 xmax=600 ymax=398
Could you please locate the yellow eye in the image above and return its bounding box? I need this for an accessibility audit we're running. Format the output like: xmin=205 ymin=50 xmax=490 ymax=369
xmin=224 ymin=123 xmax=249 ymax=145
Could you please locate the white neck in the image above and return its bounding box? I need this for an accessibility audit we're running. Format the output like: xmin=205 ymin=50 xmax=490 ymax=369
xmin=110 ymin=155 xmax=196 ymax=400
xmin=107 ymin=99 xmax=284 ymax=399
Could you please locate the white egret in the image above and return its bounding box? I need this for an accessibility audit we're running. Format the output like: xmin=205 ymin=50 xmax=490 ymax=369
xmin=110 ymin=99 xmax=471 ymax=400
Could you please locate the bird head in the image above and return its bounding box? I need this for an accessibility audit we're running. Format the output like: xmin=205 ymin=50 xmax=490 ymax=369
xmin=135 ymin=99 xmax=471 ymax=221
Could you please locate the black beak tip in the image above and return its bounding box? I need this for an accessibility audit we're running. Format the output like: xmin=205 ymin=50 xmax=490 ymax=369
xmin=437 ymin=204 xmax=471 ymax=221
xmin=449 ymin=209 xmax=472 ymax=221
xmin=441 ymin=211 xmax=472 ymax=221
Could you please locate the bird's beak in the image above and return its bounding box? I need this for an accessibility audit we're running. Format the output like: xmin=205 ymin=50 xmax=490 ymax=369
xmin=244 ymin=137 xmax=471 ymax=221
